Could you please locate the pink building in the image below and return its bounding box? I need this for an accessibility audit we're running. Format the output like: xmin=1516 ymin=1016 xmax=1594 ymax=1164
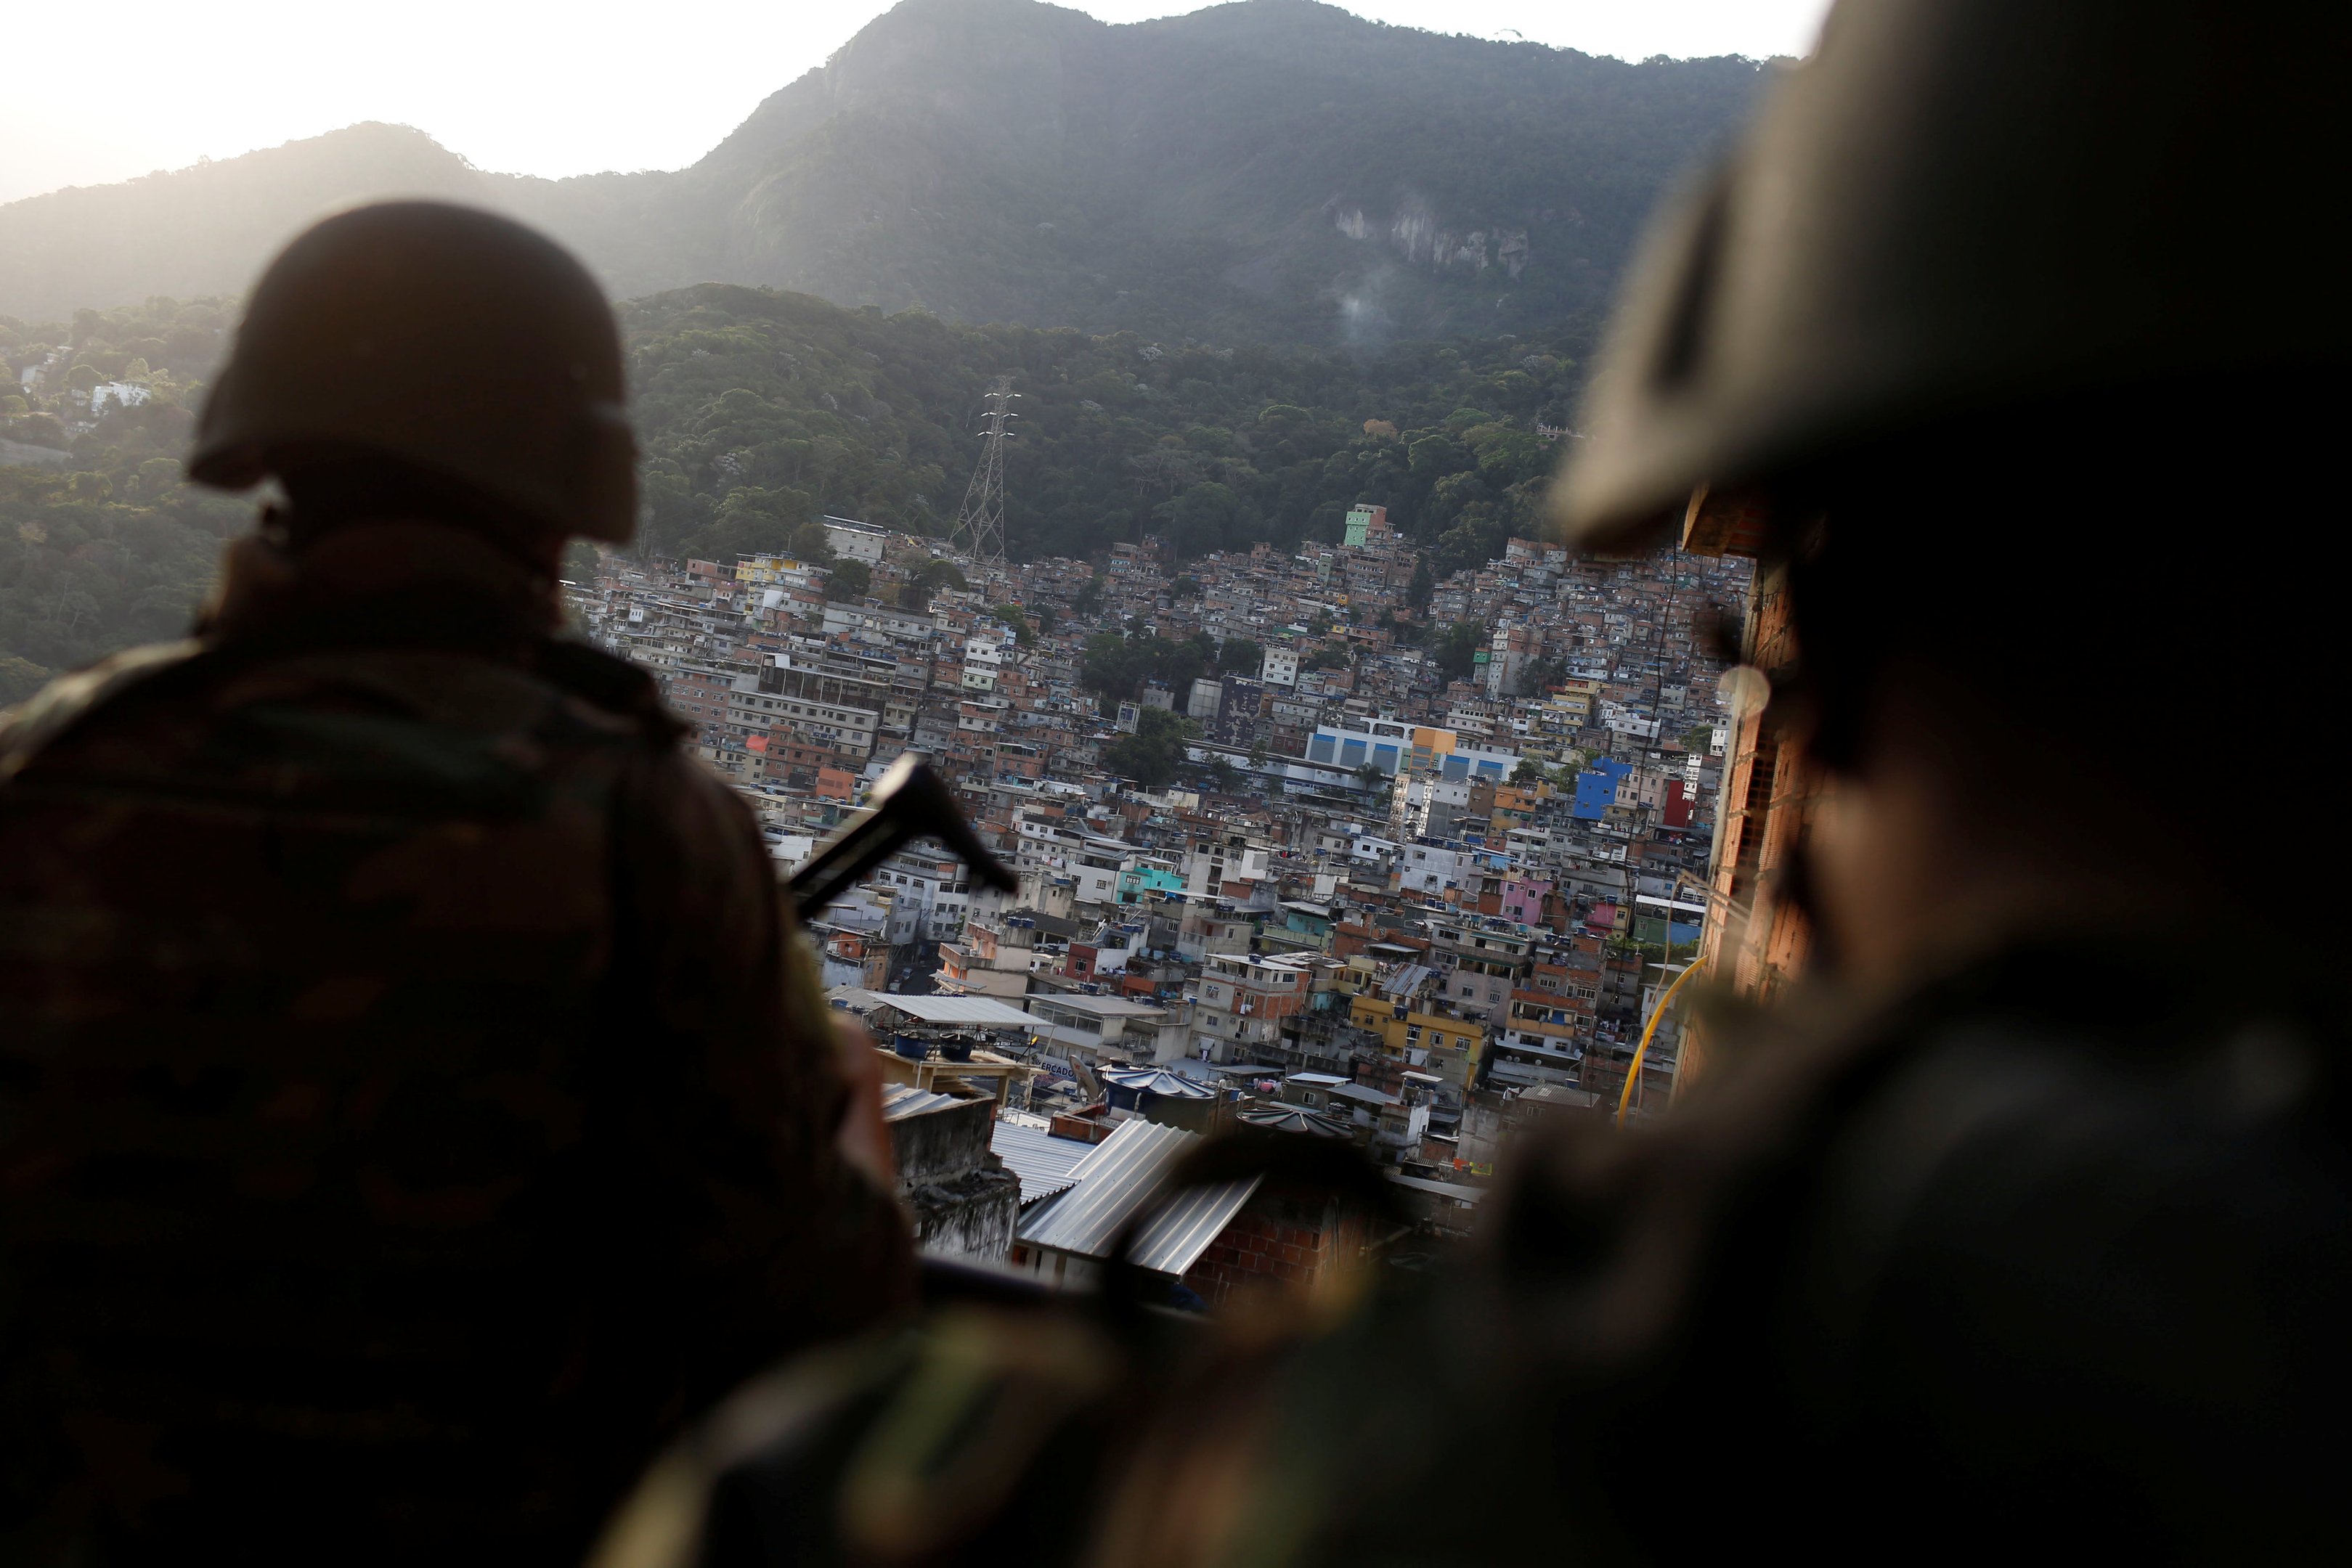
xmin=1500 ymin=876 xmax=1553 ymax=925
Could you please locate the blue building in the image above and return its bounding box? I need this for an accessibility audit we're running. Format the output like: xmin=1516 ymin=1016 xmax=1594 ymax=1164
xmin=1571 ymin=758 xmax=1632 ymax=821
xmin=1306 ymin=719 xmax=1409 ymax=775
xmin=1304 ymin=720 xmax=1517 ymax=781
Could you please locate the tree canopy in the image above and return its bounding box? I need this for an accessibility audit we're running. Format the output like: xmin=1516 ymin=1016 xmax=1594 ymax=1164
xmin=1081 ymin=629 xmax=1219 ymax=703
xmin=1103 ymin=706 xmax=1198 ymax=788
xmin=0 ymin=298 xmax=247 ymax=695
xmin=618 ymin=285 xmax=1584 ymax=568
xmin=1430 ymin=618 xmax=1489 ymax=683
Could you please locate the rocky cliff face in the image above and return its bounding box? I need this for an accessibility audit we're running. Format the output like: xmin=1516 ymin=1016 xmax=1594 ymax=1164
xmin=1330 ymin=199 xmax=1533 ymax=279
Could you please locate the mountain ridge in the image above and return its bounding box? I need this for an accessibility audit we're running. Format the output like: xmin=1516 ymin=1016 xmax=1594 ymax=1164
xmin=0 ymin=0 xmax=1772 ymax=344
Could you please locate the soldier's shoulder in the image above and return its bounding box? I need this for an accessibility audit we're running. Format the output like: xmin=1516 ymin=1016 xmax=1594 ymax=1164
xmin=627 ymin=739 xmax=767 ymax=848
xmin=0 ymin=639 xmax=209 ymax=783
xmin=532 ymin=637 xmax=684 ymax=736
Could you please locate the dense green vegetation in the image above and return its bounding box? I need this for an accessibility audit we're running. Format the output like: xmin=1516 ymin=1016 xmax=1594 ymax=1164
xmin=1079 ymin=631 xmax=1221 ymax=704
xmin=0 ymin=298 xmax=245 ymax=701
xmin=0 ymin=283 xmax=1587 ymax=693
xmin=624 ymin=282 xmax=1584 ymax=570
xmin=1103 ymin=707 xmax=1200 ymax=788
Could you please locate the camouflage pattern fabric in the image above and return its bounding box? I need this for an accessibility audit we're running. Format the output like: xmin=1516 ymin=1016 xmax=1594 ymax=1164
xmin=1096 ymin=944 xmax=2352 ymax=1567
xmin=0 ymin=524 xmax=913 ymax=1565
xmin=609 ymin=944 xmax=2352 ymax=1568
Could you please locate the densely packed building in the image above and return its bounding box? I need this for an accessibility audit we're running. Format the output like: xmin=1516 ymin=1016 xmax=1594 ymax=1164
xmin=563 ymin=512 xmax=1751 ymax=1280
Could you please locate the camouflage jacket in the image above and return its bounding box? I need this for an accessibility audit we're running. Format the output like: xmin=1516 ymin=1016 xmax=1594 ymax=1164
xmin=0 ymin=524 xmax=913 ymax=1565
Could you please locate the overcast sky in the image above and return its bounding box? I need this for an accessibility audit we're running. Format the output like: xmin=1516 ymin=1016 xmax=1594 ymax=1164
xmin=0 ymin=0 xmax=1831 ymax=205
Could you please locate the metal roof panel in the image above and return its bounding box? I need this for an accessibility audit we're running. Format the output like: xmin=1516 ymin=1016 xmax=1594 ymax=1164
xmin=1016 ymin=1120 xmax=1195 ymax=1259
xmin=880 ymin=1083 xmax=963 ymax=1120
xmin=837 ymin=990 xmax=1038 ymax=1026
xmin=1101 ymin=1067 xmax=1215 ymax=1100
xmin=1128 ymin=1175 xmax=1263 ymax=1276
xmin=989 ymin=1119 xmax=1096 ymax=1205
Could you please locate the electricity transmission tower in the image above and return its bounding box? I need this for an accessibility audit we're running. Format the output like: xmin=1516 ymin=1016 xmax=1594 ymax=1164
xmin=948 ymin=375 xmax=1018 ymax=568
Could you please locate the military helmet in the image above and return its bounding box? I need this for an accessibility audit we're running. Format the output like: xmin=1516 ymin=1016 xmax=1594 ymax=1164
xmin=190 ymin=201 xmax=637 ymax=543
xmin=1553 ymin=0 xmax=2351 ymax=544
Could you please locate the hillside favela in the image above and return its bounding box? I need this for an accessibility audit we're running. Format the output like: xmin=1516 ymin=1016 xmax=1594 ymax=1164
xmin=9 ymin=0 xmax=2340 ymax=1561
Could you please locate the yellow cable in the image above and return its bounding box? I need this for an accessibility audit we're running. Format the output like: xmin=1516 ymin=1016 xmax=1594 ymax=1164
xmin=1615 ymin=957 xmax=1704 ymax=1127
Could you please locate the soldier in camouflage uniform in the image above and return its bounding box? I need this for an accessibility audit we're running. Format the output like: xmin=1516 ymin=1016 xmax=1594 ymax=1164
xmin=0 ymin=203 xmax=912 ymax=1564
xmin=594 ymin=4 xmax=2352 ymax=1566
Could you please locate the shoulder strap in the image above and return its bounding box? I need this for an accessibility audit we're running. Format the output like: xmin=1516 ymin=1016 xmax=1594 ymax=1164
xmin=0 ymin=640 xmax=214 ymax=787
xmin=0 ymin=611 xmax=689 ymax=791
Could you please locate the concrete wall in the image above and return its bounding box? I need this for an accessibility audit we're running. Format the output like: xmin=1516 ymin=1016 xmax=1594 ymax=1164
xmin=908 ymin=1165 xmax=1021 ymax=1259
xmin=890 ymin=1095 xmax=1022 ymax=1260
xmin=892 ymin=1095 xmax=995 ymax=1184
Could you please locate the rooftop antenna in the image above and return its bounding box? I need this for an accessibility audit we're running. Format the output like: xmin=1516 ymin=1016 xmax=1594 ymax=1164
xmin=949 ymin=375 xmax=1018 ymax=569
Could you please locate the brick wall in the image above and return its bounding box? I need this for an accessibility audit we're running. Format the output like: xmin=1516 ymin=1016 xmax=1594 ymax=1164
xmin=1181 ymin=1188 xmax=1370 ymax=1307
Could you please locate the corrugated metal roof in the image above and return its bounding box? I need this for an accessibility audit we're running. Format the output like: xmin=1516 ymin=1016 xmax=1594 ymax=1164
xmin=881 ymin=1083 xmax=963 ymax=1120
xmin=1017 ymin=1121 xmax=1189 ymax=1257
xmin=1101 ymin=1067 xmax=1213 ymax=1100
xmin=1128 ymin=1173 xmax=1260 ymax=1277
xmin=1381 ymin=963 xmax=1435 ymax=998
xmin=1014 ymin=1119 xmax=1261 ymax=1275
xmin=990 ymin=1119 xmax=1095 ymax=1205
xmin=1239 ymin=1106 xmax=1351 ymax=1138
xmin=837 ymin=991 xmax=1038 ymax=1026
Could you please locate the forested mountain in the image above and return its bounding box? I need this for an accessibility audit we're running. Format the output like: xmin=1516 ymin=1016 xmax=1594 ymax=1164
xmin=0 ymin=285 xmax=1582 ymax=698
xmin=0 ymin=0 xmax=1768 ymax=345
xmin=624 ymin=285 xmax=1575 ymax=564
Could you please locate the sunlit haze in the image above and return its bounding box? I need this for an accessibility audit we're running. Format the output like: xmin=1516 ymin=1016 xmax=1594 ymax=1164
xmin=0 ymin=0 xmax=1830 ymax=205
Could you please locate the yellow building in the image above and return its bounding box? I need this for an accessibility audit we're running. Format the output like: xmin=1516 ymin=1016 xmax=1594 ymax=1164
xmin=1348 ymin=992 xmax=1486 ymax=1090
xmin=733 ymin=552 xmax=820 ymax=587
xmin=1545 ymin=679 xmax=1600 ymax=728
xmin=1330 ymin=956 xmax=1381 ymax=1002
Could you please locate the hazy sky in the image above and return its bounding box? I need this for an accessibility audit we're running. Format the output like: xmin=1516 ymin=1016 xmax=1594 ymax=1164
xmin=0 ymin=0 xmax=1831 ymax=205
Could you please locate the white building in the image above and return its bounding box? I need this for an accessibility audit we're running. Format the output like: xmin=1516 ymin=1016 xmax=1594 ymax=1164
xmin=1181 ymin=838 xmax=1271 ymax=899
xmin=1259 ymin=648 xmax=1300 ymax=687
xmin=1026 ymin=995 xmax=1171 ymax=1066
xmin=868 ymin=846 xmax=974 ymax=941
xmin=820 ymin=515 xmax=889 ymax=563
xmin=1396 ymin=842 xmax=1465 ymax=896
xmin=1189 ymin=952 xmax=1313 ymax=1064
xmin=89 ymin=382 xmax=151 ymax=414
